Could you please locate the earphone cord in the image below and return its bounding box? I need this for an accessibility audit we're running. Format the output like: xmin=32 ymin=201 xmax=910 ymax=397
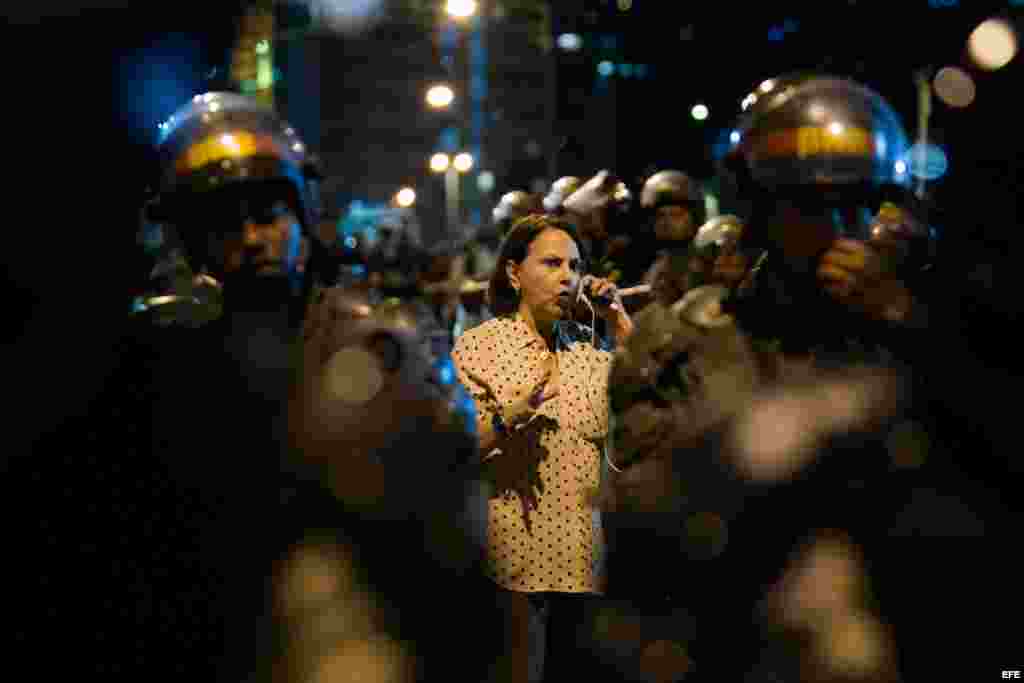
xmin=586 ymin=348 xmax=622 ymax=474
xmin=576 ymin=280 xmax=622 ymax=474
xmin=576 ymin=278 xmax=598 ymax=349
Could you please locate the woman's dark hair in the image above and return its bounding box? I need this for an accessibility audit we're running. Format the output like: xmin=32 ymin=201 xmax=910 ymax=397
xmin=487 ymin=214 xmax=590 ymax=316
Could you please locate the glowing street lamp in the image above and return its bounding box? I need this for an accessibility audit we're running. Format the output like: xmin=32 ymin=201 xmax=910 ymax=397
xmin=445 ymin=0 xmax=477 ymax=19
xmin=431 ymin=151 xmax=473 ymax=235
xmin=426 ymin=84 xmax=455 ymax=109
xmin=453 ymin=152 xmax=474 ymax=173
xmin=430 ymin=153 xmax=451 ymax=173
xmin=395 ymin=187 xmax=416 ymax=208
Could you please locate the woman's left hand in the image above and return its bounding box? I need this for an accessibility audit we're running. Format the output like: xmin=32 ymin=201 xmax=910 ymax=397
xmin=582 ymin=275 xmax=634 ymax=338
xmin=582 ymin=275 xmax=622 ymax=315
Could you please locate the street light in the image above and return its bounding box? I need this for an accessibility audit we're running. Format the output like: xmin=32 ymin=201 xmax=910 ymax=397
xmin=431 ymin=151 xmax=473 ymax=235
xmin=453 ymin=152 xmax=474 ymax=173
xmin=395 ymin=187 xmax=416 ymax=208
xmin=426 ymin=84 xmax=455 ymax=109
xmin=445 ymin=0 xmax=477 ymax=19
xmin=430 ymin=153 xmax=451 ymax=173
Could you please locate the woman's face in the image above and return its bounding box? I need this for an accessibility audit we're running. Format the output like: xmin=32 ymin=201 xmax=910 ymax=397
xmin=506 ymin=228 xmax=583 ymax=325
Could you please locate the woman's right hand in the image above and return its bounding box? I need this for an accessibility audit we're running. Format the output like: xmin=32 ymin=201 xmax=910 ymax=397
xmin=465 ymin=363 xmax=559 ymax=432
xmin=503 ymin=367 xmax=559 ymax=428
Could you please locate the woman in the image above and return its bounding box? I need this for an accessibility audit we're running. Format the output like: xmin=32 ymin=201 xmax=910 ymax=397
xmin=451 ymin=215 xmax=633 ymax=682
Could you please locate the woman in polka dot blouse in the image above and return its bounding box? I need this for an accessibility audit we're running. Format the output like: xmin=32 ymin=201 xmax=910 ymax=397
xmin=452 ymin=214 xmax=633 ymax=682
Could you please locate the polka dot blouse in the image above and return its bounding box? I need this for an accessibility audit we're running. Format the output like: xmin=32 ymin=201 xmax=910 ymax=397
xmin=452 ymin=314 xmax=612 ymax=594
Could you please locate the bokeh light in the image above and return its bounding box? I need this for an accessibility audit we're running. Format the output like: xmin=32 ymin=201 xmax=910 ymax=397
xmin=297 ymin=0 xmax=386 ymax=36
xmin=933 ymin=66 xmax=976 ymax=108
xmin=395 ymin=187 xmax=416 ymax=208
xmin=477 ymin=170 xmax=495 ymax=193
xmin=968 ymin=18 xmax=1018 ymax=70
xmin=425 ymin=84 xmax=455 ymax=109
xmin=453 ymin=152 xmax=474 ymax=173
xmin=445 ymin=0 xmax=477 ymax=19
xmin=557 ymin=33 xmax=583 ymax=51
xmin=429 ymin=153 xmax=450 ymax=173
xmin=322 ymin=347 xmax=384 ymax=404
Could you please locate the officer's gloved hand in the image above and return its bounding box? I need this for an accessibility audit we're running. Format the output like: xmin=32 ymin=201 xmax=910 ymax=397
xmin=817 ymin=238 xmax=916 ymax=324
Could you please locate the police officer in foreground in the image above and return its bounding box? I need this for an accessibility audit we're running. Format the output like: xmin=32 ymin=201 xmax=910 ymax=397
xmin=85 ymin=91 xmax=332 ymax=679
xmin=100 ymin=92 xmax=498 ymax=681
xmin=605 ymin=74 xmax=945 ymax=681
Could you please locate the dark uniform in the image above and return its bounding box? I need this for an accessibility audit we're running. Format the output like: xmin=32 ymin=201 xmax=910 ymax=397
xmin=364 ymin=217 xmax=426 ymax=301
xmin=82 ymin=92 xmax=498 ymax=682
xmin=638 ymin=169 xmax=709 ymax=306
xmin=606 ymin=75 xmax=961 ymax=682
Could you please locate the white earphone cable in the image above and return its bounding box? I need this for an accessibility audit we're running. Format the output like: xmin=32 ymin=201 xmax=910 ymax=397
xmin=576 ymin=277 xmax=622 ymax=475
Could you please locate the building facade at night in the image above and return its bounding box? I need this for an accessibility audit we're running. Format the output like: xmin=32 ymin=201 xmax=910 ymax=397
xmin=245 ymin=0 xmax=556 ymax=246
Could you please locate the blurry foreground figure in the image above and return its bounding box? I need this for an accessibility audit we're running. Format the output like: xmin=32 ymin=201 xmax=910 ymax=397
xmin=102 ymin=92 xmax=500 ymax=681
xmin=605 ymin=75 xmax=946 ymax=681
xmin=285 ymin=284 xmax=504 ymax=682
xmin=754 ymin=530 xmax=900 ymax=682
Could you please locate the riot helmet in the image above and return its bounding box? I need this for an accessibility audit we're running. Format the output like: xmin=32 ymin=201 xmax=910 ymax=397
xmin=728 ymin=74 xmax=911 ymax=193
xmin=640 ymin=170 xmax=704 ymax=211
xmin=640 ymin=170 xmax=706 ymax=242
xmin=724 ymin=74 xmax=924 ymax=258
xmin=492 ymin=190 xmax=542 ymax=237
xmin=149 ymin=92 xmax=322 ymax=280
xmin=542 ymin=176 xmax=582 ymax=213
xmin=694 ymin=214 xmax=746 ymax=254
